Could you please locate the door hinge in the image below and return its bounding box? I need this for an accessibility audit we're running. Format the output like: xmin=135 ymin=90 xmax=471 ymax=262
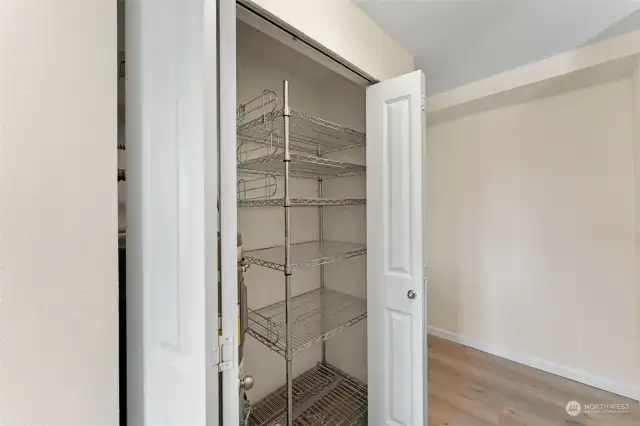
xmin=213 ymin=335 xmax=233 ymax=372
xmin=423 ymin=264 xmax=427 ymax=286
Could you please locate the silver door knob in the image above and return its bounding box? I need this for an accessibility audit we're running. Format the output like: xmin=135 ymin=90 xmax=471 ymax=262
xmin=407 ymin=290 xmax=417 ymax=299
xmin=240 ymin=375 xmax=254 ymax=391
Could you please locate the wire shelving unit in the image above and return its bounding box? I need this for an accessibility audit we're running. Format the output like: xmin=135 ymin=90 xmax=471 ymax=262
xmin=238 ymin=82 xmax=367 ymax=426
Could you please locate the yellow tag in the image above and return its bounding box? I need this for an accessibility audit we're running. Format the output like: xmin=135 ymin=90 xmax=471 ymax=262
xmin=218 ymin=315 xmax=241 ymax=341
xmin=217 ymin=303 xmax=241 ymax=342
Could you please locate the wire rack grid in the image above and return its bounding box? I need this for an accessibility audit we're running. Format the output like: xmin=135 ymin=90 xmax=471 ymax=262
xmin=243 ymin=241 xmax=367 ymax=272
xmin=237 ymin=108 xmax=366 ymax=155
xmin=238 ymin=198 xmax=365 ymax=207
xmin=247 ymin=288 xmax=367 ymax=358
xmin=247 ymin=363 xmax=367 ymax=426
xmin=237 ymin=153 xmax=365 ymax=179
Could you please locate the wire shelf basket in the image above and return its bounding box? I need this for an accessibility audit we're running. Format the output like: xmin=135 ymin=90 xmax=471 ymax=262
xmin=237 ymin=88 xmax=366 ymax=156
xmin=238 ymin=198 xmax=365 ymax=207
xmin=237 ymin=174 xmax=278 ymax=201
xmin=248 ymin=363 xmax=367 ymax=426
xmin=237 ymin=153 xmax=365 ymax=179
xmin=244 ymin=241 xmax=366 ymax=272
xmin=248 ymin=288 xmax=367 ymax=358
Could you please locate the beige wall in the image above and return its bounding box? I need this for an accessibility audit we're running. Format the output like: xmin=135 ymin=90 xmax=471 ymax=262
xmin=427 ymin=78 xmax=638 ymax=397
xmin=247 ymin=0 xmax=414 ymax=81
xmin=0 ymin=1 xmax=118 ymax=424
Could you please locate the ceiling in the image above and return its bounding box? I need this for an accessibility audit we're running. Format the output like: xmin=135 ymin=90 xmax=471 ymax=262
xmin=354 ymin=0 xmax=640 ymax=95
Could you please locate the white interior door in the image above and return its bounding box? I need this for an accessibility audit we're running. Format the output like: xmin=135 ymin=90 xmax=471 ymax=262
xmin=126 ymin=0 xmax=219 ymax=424
xmin=366 ymin=70 xmax=427 ymax=426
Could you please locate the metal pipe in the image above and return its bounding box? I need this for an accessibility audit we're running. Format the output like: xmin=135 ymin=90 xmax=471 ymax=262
xmin=283 ymin=80 xmax=293 ymax=426
xmin=318 ymin=146 xmax=326 ymax=363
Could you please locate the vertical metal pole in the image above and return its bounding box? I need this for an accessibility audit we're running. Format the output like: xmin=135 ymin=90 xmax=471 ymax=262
xmin=283 ymin=80 xmax=293 ymax=426
xmin=317 ymin=146 xmax=326 ymax=363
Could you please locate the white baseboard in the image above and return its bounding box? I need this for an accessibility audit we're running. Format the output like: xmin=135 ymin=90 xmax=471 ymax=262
xmin=427 ymin=326 xmax=640 ymax=402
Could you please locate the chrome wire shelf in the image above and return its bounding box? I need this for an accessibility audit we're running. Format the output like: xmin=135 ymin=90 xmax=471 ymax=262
xmin=237 ymin=173 xmax=277 ymax=202
xmin=248 ymin=363 xmax=367 ymax=426
xmin=238 ymin=108 xmax=366 ymax=155
xmin=244 ymin=241 xmax=366 ymax=272
xmin=237 ymin=153 xmax=365 ymax=179
xmin=248 ymin=288 xmax=366 ymax=358
xmin=238 ymin=198 xmax=365 ymax=207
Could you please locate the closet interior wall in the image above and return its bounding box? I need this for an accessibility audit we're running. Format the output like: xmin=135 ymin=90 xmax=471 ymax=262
xmin=237 ymin=20 xmax=367 ymax=403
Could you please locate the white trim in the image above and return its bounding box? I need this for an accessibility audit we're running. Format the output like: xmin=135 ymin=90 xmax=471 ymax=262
xmin=428 ymin=326 xmax=640 ymax=402
xmin=633 ymin=57 xmax=640 ymax=405
xmin=204 ymin=0 xmax=220 ymax=423
xmin=219 ymin=1 xmax=240 ymax=425
xmin=427 ymin=29 xmax=640 ymax=125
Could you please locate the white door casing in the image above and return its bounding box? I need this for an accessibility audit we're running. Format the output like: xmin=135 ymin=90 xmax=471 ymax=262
xmin=366 ymin=70 xmax=427 ymax=426
xmin=218 ymin=1 xmax=240 ymax=425
xmin=125 ymin=0 xmax=218 ymax=424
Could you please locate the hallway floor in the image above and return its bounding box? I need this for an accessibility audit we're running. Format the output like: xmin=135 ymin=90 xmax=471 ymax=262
xmin=428 ymin=335 xmax=640 ymax=425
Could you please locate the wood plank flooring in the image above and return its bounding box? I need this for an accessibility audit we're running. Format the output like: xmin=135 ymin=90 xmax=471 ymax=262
xmin=428 ymin=335 xmax=640 ymax=425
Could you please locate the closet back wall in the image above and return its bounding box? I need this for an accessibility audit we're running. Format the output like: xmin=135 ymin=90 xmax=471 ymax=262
xmin=426 ymin=78 xmax=637 ymax=397
xmin=237 ymin=21 xmax=366 ymax=401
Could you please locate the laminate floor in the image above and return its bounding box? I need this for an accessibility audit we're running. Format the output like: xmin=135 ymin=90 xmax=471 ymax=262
xmin=428 ymin=335 xmax=640 ymax=425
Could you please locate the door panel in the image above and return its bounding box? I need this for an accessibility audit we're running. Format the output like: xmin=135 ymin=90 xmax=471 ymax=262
xmin=367 ymin=70 xmax=426 ymax=426
xmin=125 ymin=0 xmax=218 ymax=424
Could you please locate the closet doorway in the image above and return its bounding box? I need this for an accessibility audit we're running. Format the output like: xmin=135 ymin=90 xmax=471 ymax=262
xmin=121 ymin=1 xmax=426 ymax=425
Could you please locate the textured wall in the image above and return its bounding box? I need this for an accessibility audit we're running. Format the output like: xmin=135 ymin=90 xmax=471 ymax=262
xmin=426 ymin=78 xmax=637 ymax=396
xmin=0 ymin=0 xmax=119 ymax=424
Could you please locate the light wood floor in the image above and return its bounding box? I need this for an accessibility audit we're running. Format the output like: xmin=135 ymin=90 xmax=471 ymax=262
xmin=428 ymin=335 xmax=640 ymax=425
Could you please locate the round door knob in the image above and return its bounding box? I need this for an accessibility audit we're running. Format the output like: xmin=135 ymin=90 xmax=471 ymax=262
xmin=240 ymin=375 xmax=254 ymax=391
xmin=407 ymin=290 xmax=417 ymax=299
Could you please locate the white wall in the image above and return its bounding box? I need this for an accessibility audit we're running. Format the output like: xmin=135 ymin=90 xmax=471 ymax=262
xmin=426 ymin=77 xmax=638 ymax=398
xmin=0 ymin=0 xmax=118 ymax=424
xmin=237 ymin=22 xmax=367 ymax=401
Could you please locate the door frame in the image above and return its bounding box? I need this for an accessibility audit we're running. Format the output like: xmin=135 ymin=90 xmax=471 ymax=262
xmin=124 ymin=1 xmax=426 ymax=424
xmin=218 ymin=1 xmax=240 ymax=425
